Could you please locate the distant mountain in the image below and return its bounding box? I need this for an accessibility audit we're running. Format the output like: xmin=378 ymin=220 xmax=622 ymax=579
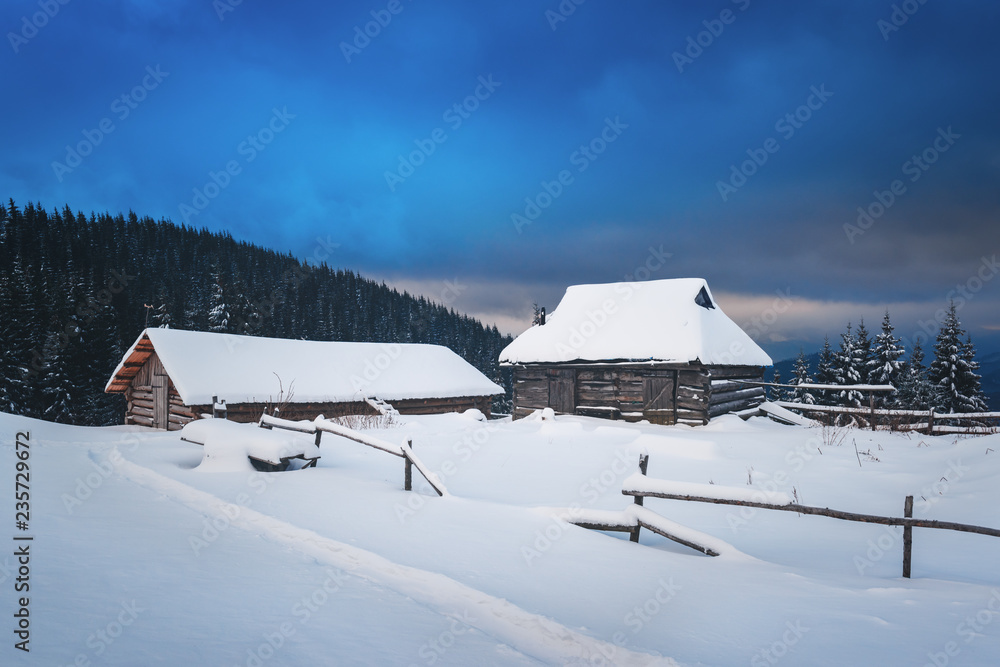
xmin=978 ymin=350 xmax=1000 ymax=411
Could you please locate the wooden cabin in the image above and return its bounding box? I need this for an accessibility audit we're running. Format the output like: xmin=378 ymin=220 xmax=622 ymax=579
xmin=106 ymin=329 xmax=503 ymax=430
xmin=499 ymin=279 xmax=772 ymax=425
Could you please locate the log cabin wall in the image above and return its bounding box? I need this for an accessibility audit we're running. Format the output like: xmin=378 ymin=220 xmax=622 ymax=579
xmin=124 ymin=353 xmax=196 ymax=431
xmin=170 ymin=396 xmax=493 ymax=425
xmin=706 ymin=366 xmax=767 ymax=419
xmin=511 ymin=364 xmax=766 ymax=425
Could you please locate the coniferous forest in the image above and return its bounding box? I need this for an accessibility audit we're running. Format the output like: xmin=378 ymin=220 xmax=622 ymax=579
xmin=0 ymin=200 xmax=513 ymax=425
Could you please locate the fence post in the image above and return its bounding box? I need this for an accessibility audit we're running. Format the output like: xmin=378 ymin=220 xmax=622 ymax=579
xmin=404 ymin=438 xmax=413 ymax=492
xmin=869 ymin=392 xmax=876 ymax=431
xmin=927 ymin=410 xmax=934 ymax=435
xmin=903 ymin=495 xmax=913 ymax=578
xmin=631 ymin=453 xmax=649 ymax=543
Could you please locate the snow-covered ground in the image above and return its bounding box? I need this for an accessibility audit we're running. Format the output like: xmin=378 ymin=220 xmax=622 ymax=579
xmin=3 ymin=409 xmax=1000 ymax=666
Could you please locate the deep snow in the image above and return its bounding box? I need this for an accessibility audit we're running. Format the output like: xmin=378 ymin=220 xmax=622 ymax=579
xmin=3 ymin=410 xmax=1000 ymax=666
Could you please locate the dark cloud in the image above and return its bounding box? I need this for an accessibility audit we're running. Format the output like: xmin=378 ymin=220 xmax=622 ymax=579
xmin=2 ymin=0 xmax=998 ymax=353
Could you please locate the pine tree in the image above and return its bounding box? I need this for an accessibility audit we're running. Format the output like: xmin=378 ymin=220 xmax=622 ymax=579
xmin=770 ymin=369 xmax=783 ymax=401
xmin=854 ymin=319 xmax=873 ymax=385
xmin=928 ymin=302 xmax=988 ymax=413
xmin=870 ymin=311 xmax=905 ymax=407
xmin=788 ymin=350 xmax=816 ymax=404
xmin=207 ymin=270 xmax=229 ymax=333
xmin=835 ymin=323 xmax=863 ymax=407
xmin=895 ymin=340 xmax=933 ymax=410
xmin=958 ymin=335 xmax=988 ymax=412
xmin=815 ymin=336 xmax=838 ymax=406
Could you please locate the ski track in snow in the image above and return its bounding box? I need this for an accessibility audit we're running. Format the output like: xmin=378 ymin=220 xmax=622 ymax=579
xmin=102 ymin=448 xmax=678 ymax=667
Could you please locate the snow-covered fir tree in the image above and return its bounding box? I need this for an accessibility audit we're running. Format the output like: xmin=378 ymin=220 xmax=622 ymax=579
xmin=815 ymin=336 xmax=838 ymax=406
xmin=870 ymin=311 xmax=905 ymax=406
xmin=787 ymin=350 xmax=816 ymax=404
xmin=207 ymin=271 xmax=230 ymax=333
xmin=895 ymin=340 xmax=934 ymax=410
xmin=770 ymin=369 xmax=783 ymax=401
xmin=835 ymin=323 xmax=863 ymax=407
xmin=928 ymin=303 xmax=988 ymax=413
xmin=854 ymin=319 xmax=873 ymax=385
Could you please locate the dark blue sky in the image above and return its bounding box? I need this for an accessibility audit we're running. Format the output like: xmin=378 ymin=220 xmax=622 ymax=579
xmin=4 ymin=0 xmax=999 ymax=358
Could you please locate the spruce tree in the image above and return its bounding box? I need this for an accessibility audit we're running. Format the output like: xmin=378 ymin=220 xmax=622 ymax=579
xmin=928 ymin=302 xmax=988 ymax=413
xmin=896 ymin=340 xmax=934 ymax=410
xmin=870 ymin=311 xmax=905 ymax=406
xmin=770 ymin=369 xmax=783 ymax=402
xmin=207 ymin=271 xmax=230 ymax=333
xmin=854 ymin=319 xmax=873 ymax=385
xmin=788 ymin=349 xmax=816 ymax=404
xmin=815 ymin=336 xmax=838 ymax=406
xmin=835 ymin=323 xmax=863 ymax=407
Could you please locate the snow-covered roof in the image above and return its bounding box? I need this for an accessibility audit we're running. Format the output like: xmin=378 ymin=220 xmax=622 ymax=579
xmin=498 ymin=278 xmax=772 ymax=367
xmin=106 ymin=328 xmax=503 ymax=405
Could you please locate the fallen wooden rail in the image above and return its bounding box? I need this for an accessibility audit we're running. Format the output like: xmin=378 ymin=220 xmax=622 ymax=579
xmin=622 ymin=453 xmax=1000 ymax=578
xmin=259 ymin=413 xmax=446 ymax=496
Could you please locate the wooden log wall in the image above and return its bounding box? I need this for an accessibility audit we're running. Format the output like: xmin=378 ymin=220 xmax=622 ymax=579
xmin=511 ymin=364 xmax=767 ymax=424
xmin=706 ymin=368 xmax=766 ymax=419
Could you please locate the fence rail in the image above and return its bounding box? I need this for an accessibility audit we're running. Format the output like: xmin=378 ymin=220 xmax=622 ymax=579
xmin=259 ymin=413 xmax=447 ymax=496
xmin=619 ymin=454 xmax=999 ymax=578
xmin=772 ymin=401 xmax=1000 ymax=434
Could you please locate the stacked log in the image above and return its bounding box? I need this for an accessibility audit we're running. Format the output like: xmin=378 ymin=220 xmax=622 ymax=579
xmin=708 ymin=380 xmax=765 ymax=418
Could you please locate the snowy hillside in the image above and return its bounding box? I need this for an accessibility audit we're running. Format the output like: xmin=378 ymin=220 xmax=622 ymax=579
xmin=4 ymin=411 xmax=1000 ymax=665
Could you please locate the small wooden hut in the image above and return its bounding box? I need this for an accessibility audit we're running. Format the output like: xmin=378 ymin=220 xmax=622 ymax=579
xmin=106 ymin=329 xmax=503 ymax=430
xmin=499 ymin=278 xmax=772 ymax=425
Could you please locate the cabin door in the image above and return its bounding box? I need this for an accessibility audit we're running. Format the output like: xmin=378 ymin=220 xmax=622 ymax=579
xmin=547 ymin=369 xmax=575 ymax=414
xmin=642 ymin=375 xmax=675 ymax=425
xmin=152 ymin=374 xmax=169 ymax=430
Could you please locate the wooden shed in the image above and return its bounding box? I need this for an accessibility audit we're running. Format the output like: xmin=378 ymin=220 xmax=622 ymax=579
xmin=499 ymin=279 xmax=772 ymax=425
xmin=106 ymin=329 xmax=503 ymax=430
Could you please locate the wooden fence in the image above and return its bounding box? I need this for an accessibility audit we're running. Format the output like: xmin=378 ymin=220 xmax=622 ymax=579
xmin=258 ymin=413 xmax=447 ymax=496
xmin=618 ymin=454 xmax=1000 ymax=578
xmin=771 ymin=401 xmax=1000 ymax=435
